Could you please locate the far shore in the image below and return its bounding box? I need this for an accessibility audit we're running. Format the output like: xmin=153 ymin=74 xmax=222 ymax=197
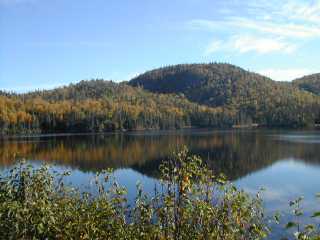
xmin=1 ymin=126 xmax=319 ymax=140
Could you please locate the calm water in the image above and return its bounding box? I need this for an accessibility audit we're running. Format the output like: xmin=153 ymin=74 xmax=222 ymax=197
xmin=1 ymin=129 xmax=320 ymax=238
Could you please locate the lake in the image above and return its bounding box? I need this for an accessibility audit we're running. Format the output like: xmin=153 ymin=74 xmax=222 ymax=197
xmin=1 ymin=129 xmax=320 ymax=238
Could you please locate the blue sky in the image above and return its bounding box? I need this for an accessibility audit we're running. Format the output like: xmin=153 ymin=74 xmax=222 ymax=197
xmin=1 ymin=0 xmax=320 ymax=92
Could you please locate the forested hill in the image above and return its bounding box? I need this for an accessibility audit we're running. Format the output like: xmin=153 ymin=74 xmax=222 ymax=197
xmin=0 ymin=80 xmax=228 ymax=135
xmin=0 ymin=63 xmax=320 ymax=135
xmin=129 ymin=63 xmax=312 ymax=108
xmin=293 ymin=73 xmax=320 ymax=95
xmin=22 ymin=80 xmax=121 ymax=101
xmin=130 ymin=63 xmax=320 ymax=126
xmin=130 ymin=63 xmax=273 ymax=107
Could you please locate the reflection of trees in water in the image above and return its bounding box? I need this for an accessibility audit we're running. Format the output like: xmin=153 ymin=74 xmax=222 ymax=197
xmin=0 ymin=131 xmax=320 ymax=180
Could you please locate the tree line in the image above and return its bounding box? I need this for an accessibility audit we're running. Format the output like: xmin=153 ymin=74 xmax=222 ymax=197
xmin=0 ymin=80 xmax=231 ymax=135
xmin=130 ymin=63 xmax=320 ymax=127
xmin=2 ymin=62 xmax=320 ymax=135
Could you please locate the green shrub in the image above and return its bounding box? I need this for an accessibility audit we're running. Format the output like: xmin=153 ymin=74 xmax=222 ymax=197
xmin=274 ymin=195 xmax=320 ymax=240
xmin=0 ymin=147 xmax=268 ymax=239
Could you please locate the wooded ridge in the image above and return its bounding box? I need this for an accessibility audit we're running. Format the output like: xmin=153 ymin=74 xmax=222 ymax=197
xmin=1 ymin=63 xmax=320 ymax=135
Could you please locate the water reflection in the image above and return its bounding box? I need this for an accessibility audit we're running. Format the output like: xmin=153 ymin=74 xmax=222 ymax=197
xmin=1 ymin=130 xmax=320 ymax=181
xmin=1 ymin=130 xmax=320 ymax=239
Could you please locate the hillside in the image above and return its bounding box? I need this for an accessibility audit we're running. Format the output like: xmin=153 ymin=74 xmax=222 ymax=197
xmin=130 ymin=63 xmax=320 ymax=126
xmin=130 ymin=63 xmax=274 ymax=107
xmin=293 ymin=73 xmax=320 ymax=95
xmin=129 ymin=63 xmax=311 ymax=107
xmin=0 ymin=80 xmax=228 ymax=135
xmin=23 ymin=80 xmax=120 ymax=101
xmin=1 ymin=64 xmax=320 ymax=135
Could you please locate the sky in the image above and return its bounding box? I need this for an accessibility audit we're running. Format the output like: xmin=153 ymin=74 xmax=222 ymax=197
xmin=1 ymin=0 xmax=320 ymax=92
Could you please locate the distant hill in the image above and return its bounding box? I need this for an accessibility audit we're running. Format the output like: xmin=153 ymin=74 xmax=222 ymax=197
xmin=23 ymin=80 xmax=119 ymax=101
xmin=129 ymin=63 xmax=320 ymax=126
xmin=130 ymin=63 xmax=273 ymax=107
xmin=293 ymin=73 xmax=320 ymax=95
xmin=0 ymin=63 xmax=320 ymax=135
xmin=129 ymin=63 xmax=308 ymax=107
xmin=0 ymin=79 xmax=228 ymax=135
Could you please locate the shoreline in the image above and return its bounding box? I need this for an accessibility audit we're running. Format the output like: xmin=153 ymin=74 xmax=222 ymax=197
xmin=0 ymin=126 xmax=318 ymax=140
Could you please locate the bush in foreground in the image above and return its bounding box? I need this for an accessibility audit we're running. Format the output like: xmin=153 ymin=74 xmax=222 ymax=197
xmin=2 ymin=148 xmax=320 ymax=239
xmin=0 ymin=147 xmax=269 ymax=240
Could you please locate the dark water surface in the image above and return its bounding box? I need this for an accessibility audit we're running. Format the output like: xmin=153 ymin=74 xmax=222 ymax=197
xmin=1 ymin=129 xmax=320 ymax=238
